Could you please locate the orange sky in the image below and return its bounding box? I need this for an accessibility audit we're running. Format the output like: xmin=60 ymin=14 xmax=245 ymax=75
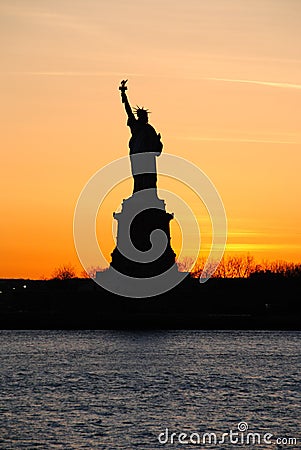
xmin=1 ymin=0 xmax=301 ymax=278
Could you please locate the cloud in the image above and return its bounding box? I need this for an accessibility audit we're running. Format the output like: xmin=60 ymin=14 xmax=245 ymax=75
xmin=206 ymin=77 xmax=301 ymax=91
xmin=225 ymin=243 xmax=301 ymax=252
xmin=0 ymin=4 xmax=97 ymax=36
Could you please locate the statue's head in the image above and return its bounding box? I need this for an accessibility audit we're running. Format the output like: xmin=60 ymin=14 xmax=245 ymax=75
xmin=133 ymin=106 xmax=149 ymax=123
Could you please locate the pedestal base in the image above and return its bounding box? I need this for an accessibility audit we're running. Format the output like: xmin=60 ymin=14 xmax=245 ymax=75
xmin=110 ymin=190 xmax=177 ymax=278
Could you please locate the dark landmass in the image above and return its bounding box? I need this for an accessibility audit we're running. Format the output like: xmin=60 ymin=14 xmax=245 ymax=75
xmin=0 ymin=274 xmax=300 ymax=330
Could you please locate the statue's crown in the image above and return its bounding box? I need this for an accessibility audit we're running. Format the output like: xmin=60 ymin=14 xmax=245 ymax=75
xmin=133 ymin=106 xmax=151 ymax=117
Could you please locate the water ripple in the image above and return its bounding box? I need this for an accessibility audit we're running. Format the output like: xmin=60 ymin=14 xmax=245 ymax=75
xmin=0 ymin=330 xmax=300 ymax=449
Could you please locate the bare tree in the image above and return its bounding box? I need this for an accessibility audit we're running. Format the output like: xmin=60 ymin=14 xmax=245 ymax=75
xmin=191 ymin=254 xmax=301 ymax=279
xmin=191 ymin=255 xmax=256 ymax=278
xmin=51 ymin=264 xmax=76 ymax=280
xmin=81 ymin=265 xmax=108 ymax=279
xmin=255 ymin=259 xmax=301 ymax=278
xmin=177 ymin=256 xmax=195 ymax=272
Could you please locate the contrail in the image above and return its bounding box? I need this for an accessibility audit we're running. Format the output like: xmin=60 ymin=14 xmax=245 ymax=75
xmin=26 ymin=72 xmax=128 ymax=77
xmin=206 ymin=77 xmax=301 ymax=90
xmin=1 ymin=71 xmax=141 ymax=77
xmin=182 ymin=136 xmax=298 ymax=145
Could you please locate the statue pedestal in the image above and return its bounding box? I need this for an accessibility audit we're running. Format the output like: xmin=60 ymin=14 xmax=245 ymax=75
xmin=110 ymin=190 xmax=177 ymax=278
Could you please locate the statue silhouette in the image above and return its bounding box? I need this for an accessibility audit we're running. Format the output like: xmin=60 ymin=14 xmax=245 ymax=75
xmin=119 ymin=80 xmax=163 ymax=194
xmin=107 ymin=80 xmax=177 ymax=280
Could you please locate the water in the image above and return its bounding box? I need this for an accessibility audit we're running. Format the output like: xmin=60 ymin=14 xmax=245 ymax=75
xmin=0 ymin=330 xmax=300 ymax=449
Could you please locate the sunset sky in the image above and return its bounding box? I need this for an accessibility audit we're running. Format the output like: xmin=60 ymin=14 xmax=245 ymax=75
xmin=1 ymin=0 xmax=301 ymax=278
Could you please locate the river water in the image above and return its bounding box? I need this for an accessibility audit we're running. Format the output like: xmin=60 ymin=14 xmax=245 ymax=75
xmin=0 ymin=330 xmax=300 ymax=449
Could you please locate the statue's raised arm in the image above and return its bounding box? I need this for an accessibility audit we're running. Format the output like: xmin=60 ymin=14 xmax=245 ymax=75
xmin=119 ymin=79 xmax=134 ymax=120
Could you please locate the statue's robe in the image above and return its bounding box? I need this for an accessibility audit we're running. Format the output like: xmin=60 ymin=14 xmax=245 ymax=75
xmin=127 ymin=115 xmax=162 ymax=193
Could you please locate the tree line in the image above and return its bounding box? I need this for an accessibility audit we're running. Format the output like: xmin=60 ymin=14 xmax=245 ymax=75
xmin=51 ymin=255 xmax=301 ymax=280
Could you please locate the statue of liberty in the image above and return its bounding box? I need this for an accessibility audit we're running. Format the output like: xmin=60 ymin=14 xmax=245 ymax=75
xmin=119 ymin=80 xmax=163 ymax=194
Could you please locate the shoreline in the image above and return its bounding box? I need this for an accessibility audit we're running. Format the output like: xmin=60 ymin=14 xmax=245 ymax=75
xmin=0 ymin=277 xmax=300 ymax=330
